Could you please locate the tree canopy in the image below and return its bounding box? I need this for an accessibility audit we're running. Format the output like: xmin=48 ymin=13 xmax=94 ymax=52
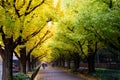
xmin=44 ymin=0 xmax=120 ymax=68
xmin=0 ymin=0 xmax=120 ymax=79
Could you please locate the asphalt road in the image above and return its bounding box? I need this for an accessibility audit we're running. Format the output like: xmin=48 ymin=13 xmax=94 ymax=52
xmin=35 ymin=66 xmax=84 ymax=80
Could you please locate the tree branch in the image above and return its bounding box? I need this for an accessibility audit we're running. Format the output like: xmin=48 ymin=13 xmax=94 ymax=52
xmin=14 ymin=23 xmax=45 ymax=47
xmin=17 ymin=0 xmax=25 ymax=10
xmin=23 ymin=24 xmax=45 ymax=43
xmin=1 ymin=0 xmax=6 ymax=7
xmin=13 ymin=36 xmax=22 ymax=48
xmin=91 ymin=25 xmax=104 ymax=41
xmin=26 ymin=0 xmax=32 ymax=11
xmin=67 ymin=26 xmax=74 ymax=33
xmin=0 ymin=26 xmax=6 ymax=44
xmin=13 ymin=51 xmax=20 ymax=60
xmin=78 ymin=41 xmax=87 ymax=57
xmin=40 ymin=30 xmax=52 ymax=43
xmin=25 ymin=0 xmax=45 ymax=16
xmin=109 ymin=0 xmax=113 ymax=8
xmin=26 ymin=30 xmax=50 ymax=60
xmin=13 ymin=0 xmax=20 ymax=17
xmin=94 ymin=41 xmax=98 ymax=54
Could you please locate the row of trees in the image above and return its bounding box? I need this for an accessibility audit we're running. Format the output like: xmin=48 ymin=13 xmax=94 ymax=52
xmin=0 ymin=0 xmax=60 ymax=80
xmin=0 ymin=0 xmax=120 ymax=79
xmin=47 ymin=0 xmax=120 ymax=73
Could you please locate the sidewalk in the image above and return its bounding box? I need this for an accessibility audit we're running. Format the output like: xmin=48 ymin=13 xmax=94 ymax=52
xmin=35 ymin=66 xmax=84 ymax=80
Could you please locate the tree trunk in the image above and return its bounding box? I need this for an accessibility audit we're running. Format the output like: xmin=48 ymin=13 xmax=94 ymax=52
xmin=58 ymin=58 xmax=62 ymax=67
xmin=73 ymin=59 xmax=80 ymax=71
xmin=61 ymin=57 xmax=65 ymax=67
xmin=87 ymin=40 xmax=96 ymax=73
xmin=73 ymin=53 xmax=80 ymax=72
xmin=2 ymin=57 xmax=7 ymax=80
xmin=20 ymin=47 xmax=27 ymax=73
xmin=30 ymin=57 xmax=34 ymax=70
xmin=20 ymin=58 xmax=26 ymax=73
xmin=87 ymin=53 xmax=95 ymax=73
xmin=0 ymin=37 xmax=14 ymax=80
xmin=67 ymin=59 xmax=71 ymax=69
xmin=2 ymin=49 xmax=13 ymax=80
xmin=27 ymin=57 xmax=31 ymax=72
xmin=20 ymin=59 xmax=26 ymax=74
xmin=55 ymin=60 xmax=59 ymax=66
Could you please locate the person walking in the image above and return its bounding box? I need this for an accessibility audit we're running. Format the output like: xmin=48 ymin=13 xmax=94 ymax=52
xmin=41 ymin=63 xmax=45 ymax=69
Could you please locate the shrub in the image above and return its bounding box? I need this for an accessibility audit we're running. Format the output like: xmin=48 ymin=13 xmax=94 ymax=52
xmin=13 ymin=73 xmax=29 ymax=80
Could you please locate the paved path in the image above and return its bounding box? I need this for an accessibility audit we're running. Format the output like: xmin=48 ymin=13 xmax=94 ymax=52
xmin=35 ymin=66 xmax=84 ymax=80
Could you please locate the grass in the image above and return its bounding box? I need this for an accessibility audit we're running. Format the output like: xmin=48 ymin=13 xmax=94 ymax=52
xmin=54 ymin=67 xmax=120 ymax=80
xmin=95 ymin=68 xmax=120 ymax=80
xmin=55 ymin=67 xmax=97 ymax=80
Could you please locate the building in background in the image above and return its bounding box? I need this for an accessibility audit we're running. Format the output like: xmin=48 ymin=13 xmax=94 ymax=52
xmin=13 ymin=54 xmax=20 ymax=72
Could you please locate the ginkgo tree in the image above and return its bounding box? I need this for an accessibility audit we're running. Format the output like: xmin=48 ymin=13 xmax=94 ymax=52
xmin=49 ymin=0 xmax=89 ymax=72
xmin=59 ymin=0 xmax=120 ymax=73
xmin=0 ymin=0 xmax=59 ymax=80
xmin=76 ymin=0 xmax=120 ymax=72
xmin=14 ymin=20 xmax=53 ymax=74
xmin=48 ymin=0 xmax=120 ymax=73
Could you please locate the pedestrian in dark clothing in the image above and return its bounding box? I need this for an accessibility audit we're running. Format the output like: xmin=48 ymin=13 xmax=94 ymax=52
xmin=42 ymin=63 xmax=45 ymax=69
